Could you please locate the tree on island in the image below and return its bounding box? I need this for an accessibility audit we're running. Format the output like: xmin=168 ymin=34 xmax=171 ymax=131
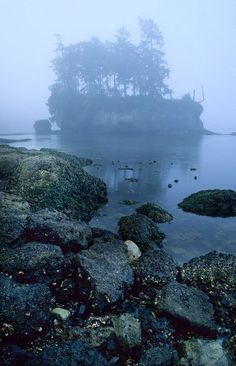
xmin=34 ymin=119 xmax=51 ymax=135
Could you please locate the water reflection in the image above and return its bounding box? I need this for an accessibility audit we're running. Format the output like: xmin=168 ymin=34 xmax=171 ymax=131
xmin=4 ymin=133 xmax=236 ymax=263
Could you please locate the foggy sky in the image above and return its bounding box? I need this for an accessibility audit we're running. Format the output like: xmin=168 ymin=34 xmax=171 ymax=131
xmin=0 ymin=0 xmax=235 ymax=133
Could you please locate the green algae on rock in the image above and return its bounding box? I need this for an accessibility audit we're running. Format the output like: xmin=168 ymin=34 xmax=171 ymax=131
xmin=0 ymin=145 xmax=107 ymax=221
xmin=178 ymin=189 xmax=236 ymax=217
xmin=136 ymin=202 xmax=173 ymax=223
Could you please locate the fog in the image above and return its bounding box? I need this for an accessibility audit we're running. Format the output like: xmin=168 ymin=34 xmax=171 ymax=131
xmin=0 ymin=0 xmax=235 ymax=133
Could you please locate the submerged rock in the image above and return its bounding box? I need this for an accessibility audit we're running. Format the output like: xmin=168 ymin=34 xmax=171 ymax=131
xmin=25 ymin=340 xmax=109 ymax=366
xmin=0 ymin=242 xmax=65 ymax=284
xmin=180 ymin=251 xmax=236 ymax=328
xmin=157 ymin=282 xmax=217 ymax=335
xmin=118 ymin=213 xmax=165 ymax=253
xmin=0 ymin=145 xmax=107 ymax=221
xmin=178 ymin=338 xmax=229 ymax=366
xmin=178 ymin=189 xmax=236 ymax=217
xmin=136 ymin=202 xmax=173 ymax=223
xmin=73 ymin=241 xmax=134 ymax=311
xmin=0 ymin=273 xmax=52 ymax=340
xmin=0 ymin=192 xmax=31 ymax=245
xmin=24 ymin=209 xmax=92 ymax=252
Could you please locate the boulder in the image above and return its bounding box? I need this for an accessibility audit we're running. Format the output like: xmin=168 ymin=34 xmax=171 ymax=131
xmin=178 ymin=338 xmax=229 ymax=366
xmin=0 ymin=242 xmax=65 ymax=284
xmin=25 ymin=340 xmax=109 ymax=366
xmin=178 ymin=189 xmax=236 ymax=217
xmin=133 ymin=248 xmax=178 ymax=292
xmin=180 ymin=251 xmax=236 ymax=328
xmin=73 ymin=241 xmax=134 ymax=311
xmin=0 ymin=273 xmax=52 ymax=340
xmin=0 ymin=192 xmax=31 ymax=245
xmin=112 ymin=313 xmax=142 ymax=349
xmin=24 ymin=209 xmax=92 ymax=252
xmin=157 ymin=282 xmax=217 ymax=335
xmin=118 ymin=213 xmax=165 ymax=253
xmin=136 ymin=202 xmax=173 ymax=223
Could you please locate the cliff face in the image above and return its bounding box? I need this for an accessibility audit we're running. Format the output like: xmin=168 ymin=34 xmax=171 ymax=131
xmin=51 ymin=95 xmax=204 ymax=136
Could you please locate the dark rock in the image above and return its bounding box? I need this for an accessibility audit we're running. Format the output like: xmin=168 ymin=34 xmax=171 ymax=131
xmin=0 ymin=192 xmax=31 ymax=245
xmin=133 ymin=248 xmax=178 ymax=294
xmin=0 ymin=273 xmax=52 ymax=340
xmin=91 ymin=227 xmax=118 ymax=245
xmin=25 ymin=340 xmax=109 ymax=366
xmin=178 ymin=189 xmax=236 ymax=217
xmin=66 ymin=326 xmax=115 ymax=348
xmin=73 ymin=241 xmax=134 ymax=312
xmin=136 ymin=202 xmax=173 ymax=223
xmin=180 ymin=251 xmax=236 ymax=328
xmin=157 ymin=282 xmax=217 ymax=335
xmin=24 ymin=209 xmax=92 ymax=252
xmin=0 ymin=242 xmax=65 ymax=284
xmin=138 ymin=346 xmax=179 ymax=366
xmin=118 ymin=213 xmax=165 ymax=253
xmin=0 ymin=145 xmax=107 ymax=222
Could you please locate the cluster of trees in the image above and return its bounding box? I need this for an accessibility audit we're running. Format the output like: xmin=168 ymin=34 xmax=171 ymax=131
xmin=50 ymin=19 xmax=172 ymax=100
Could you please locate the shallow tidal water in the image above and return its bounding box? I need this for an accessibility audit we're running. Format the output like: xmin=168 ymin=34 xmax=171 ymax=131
xmin=4 ymin=133 xmax=236 ymax=264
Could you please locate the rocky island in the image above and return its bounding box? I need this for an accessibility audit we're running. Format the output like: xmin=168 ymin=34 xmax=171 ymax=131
xmin=0 ymin=144 xmax=236 ymax=365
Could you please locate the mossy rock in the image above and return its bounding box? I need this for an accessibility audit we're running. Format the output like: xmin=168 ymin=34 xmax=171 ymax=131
xmin=179 ymin=189 xmax=236 ymax=217
xmin=136 ymin=202 xmax=173 ymax=223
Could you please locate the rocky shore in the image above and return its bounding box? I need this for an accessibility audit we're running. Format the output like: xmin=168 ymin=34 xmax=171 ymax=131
xmin=0 ymin=145 xmax=236 ymax=365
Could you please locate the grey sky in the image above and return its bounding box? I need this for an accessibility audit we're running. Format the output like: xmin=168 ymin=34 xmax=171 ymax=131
xmin=0 ymin=0 xmax=235 ymax=133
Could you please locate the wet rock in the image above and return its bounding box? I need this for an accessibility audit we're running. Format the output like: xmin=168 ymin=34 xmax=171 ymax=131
xmin=67 ymin=326 xmax=115 ymax=348
xmin=73 ymin=241 xmax=134 ymax=312
xmin=133 ymin=248 xmax=178 ymax=294
xmin=118 ymin=213 xmax=165 ymax=253
xmin=0 ymin=192 xmax=31 ymax=245
xmin=157 ymin=282 xmax=217 ymax=335
xmin=180 ymin=251 xmax=236 ymax=328
xmin=178 ymin=189 xmax=236 ymax=217
xmin=178 ymin=338 xmax=229 ymax=366
xmin=25 ymin=340 xmax=109 ymax=366
xmin=124 ymin=240 xmax=142 ymax=262
xmin=139 ymin=346 xmax=179 ymax=366
xmin=112 ymin=313 xmax=142 ymax=349
xmin=24 ymin=209 xmax=92 ymax=252
xmin=0 ymin=242 xmax=65 ymax=284
xmin=91 ymin=227 xmax=118 ymax=245
xmin=51 ymin=308 xmax=71 ymax=321
xmin=0 ymin=273 xmax=52 ymax=340
xmin=136 ymin=202 xmax=173 ymax=223
xmin=0 ymin=145 xmax=107 ymax=222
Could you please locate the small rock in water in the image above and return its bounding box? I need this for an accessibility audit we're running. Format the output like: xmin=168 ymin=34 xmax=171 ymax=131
xmin=194 ymin=176 xmax=197 ymax=180
xmin=51 ymin=307 xmax=71 ymax=321
xmin=168 ymin=184 xmax=173 ymax=188
xmin=124 ymin=240 xmax=142 ymax=262
xmin=174 ymin=179 xmax=179 ymax=183
xmin=190 ymin=167 xmax=197 ymax=171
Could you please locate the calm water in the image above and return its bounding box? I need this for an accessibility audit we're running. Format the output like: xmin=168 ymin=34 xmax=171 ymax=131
xmin=3 ymin=133 xmax=236 ymax=264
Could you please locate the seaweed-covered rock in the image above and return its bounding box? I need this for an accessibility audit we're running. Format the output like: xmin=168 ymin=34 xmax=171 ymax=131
xmin=0 ymin=192 xmax=31 ymax=245
xmin=157 ymin=282 xmax=217 ymax=335
xmin=178 ymin=189 xmax=236 ymax=217
xmin=25 ymin=340 xmax=109 ymax=366
xmin=133 ymin=248 xmax=178 ymax=294
xmin=73 ymin=241 xmax=134 ymax=312
xmin=0 ymin=145 xmax=107 ymax=221
xmin=180 ymin=251 xmax=236 ymax=328
xmin=24 ymin=209 xmax=92 ymax=252
xmin=0 ymin=242 xmax=65 ymax=284
xmin=178 ymin=338 xmax=229 ymax=366
xmin=136 ymin=202 xmax=173 ymax=223
xmin=118 ymin=214 xmax=165 ymax=253
xmin=138 ymin=346 xmax=179 ymax=366
xmin=0 ymin=273 xmax=52 ymax=340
